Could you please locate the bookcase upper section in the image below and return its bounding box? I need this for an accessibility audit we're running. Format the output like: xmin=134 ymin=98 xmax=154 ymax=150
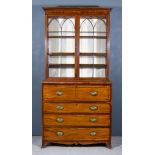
xmin=43 ymin=7 xmax=111 ymax=79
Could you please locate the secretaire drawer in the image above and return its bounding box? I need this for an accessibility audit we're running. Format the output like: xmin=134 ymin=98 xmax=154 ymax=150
xmin=43 ymin=103 xmax=111 ymax=114
xmin=44 ymin=127 xmax=110 ymax=141
xmin=43 ymin=85 xmax=76 ymax=100
xmin=43 ymin=114 xmax=110 ymax=127
xmin=77 ymin=85 xmax=111 ymax=101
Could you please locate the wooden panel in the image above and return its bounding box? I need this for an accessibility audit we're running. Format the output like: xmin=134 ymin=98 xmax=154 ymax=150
xmin=44 ymin=127 xmax=110 ymax=141
xmin=43 ymin=114 xmax=110 ymax=126
xmin=43 ymin=85 xmax=76 ymax=100
xmin=43 ymin=102 xmax=111 ymax=114
xmin=77 ymin=85 xmax=111 ymax=101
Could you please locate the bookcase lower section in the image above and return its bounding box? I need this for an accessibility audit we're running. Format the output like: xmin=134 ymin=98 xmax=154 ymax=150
xmin=42 ymin=82 xmax=112 ymax=149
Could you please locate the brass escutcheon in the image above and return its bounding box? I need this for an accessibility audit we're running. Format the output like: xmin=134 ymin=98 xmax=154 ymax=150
xmin=89 ymin=105 xmax=98 ymax=111
xmin=56 ymin=131 xmax=64 ymax=136
xmin=56 ymin=117 xmax=64 ymax=123
xmin=90 ymin=131 xmax=97 ymax=136
xmin=90 ymin=117 xmax=97 ymax=122
xmin=90 ymin=91 xmax=98 ymax=96
xmin=56 ymin=105 xmax=64 ymax=110
xmin=56 ymin=90 xmax=64 ymax=96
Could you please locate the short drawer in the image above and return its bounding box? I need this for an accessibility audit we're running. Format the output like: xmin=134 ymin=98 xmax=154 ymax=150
xmin=43 ymin=85 xmax=76 ymax=100
xmin=44 ymin=127 xmax=110 ymax=141
xmin=43 ymin=103 xmax=111 ymax=114
xmin=43 ymin=114 xmax=110 ymax=126
xmin=77 ymin=85 xmax=111 ymax=101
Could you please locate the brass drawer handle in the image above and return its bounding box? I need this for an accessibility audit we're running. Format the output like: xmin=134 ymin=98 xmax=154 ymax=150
xmin=90 ymin=117 xmax=97 ymax=122
xmin=56 ymin=105 xmax=64 ymax=110
xmin=56 ymin=90 xmax=64 ymax=96
xmin=90 ymin=91 xmax=98 ymax=96
xmin=90 ymin=131 xmax=97 ymax=136
xmin=56 ymin=117 xmax=64 ymax=123
xmin=89 ymin=106 xmax=98 ymax=111
xmin=56 ymin=131 xmax=64 ymax=136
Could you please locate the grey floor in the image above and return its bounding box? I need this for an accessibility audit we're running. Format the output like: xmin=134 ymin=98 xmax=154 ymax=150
xmin=32 ymin=136 xmax=122 ymax=155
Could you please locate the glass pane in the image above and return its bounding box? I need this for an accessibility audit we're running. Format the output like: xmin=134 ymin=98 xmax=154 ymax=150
xmin=80 ymin=38 xmax=106 ymax=53
xmin=61 ymin=68 xmax=74 ymax=77
xmin=80 ymin=68 xmax=93 ymax=77
xmin=80 ymin=19 xmax=93 ymax=36
xmin=94 ymin=39 xmax=106 ymax=52
xmin=48 ymin=38 xmax=75 ymax=53
xmin=79 ymin=68 xmax=106 ymax=77
xmin=49 ymin=68 xmax=60 ymax=77
xmin=48 ymin=56 xmax=74 ymax=64
xmin=48 ymin=17 xmax=75 ymax=36
xmin=62 ymin=18 xmax=75 ymax=36
xmin=80 ymin=56 xmax=106 ymax=64
xmin=93 ymin=32 xmax=106 ymax=37
xmin=94 ymin=19 xmax=106 ymax=33
xmin=80 ymin=38 xmax=93 ymax=52
xmin=94 ymin=68 xmax=106 ymax=77
xmin=48 ymin=18 xmax=61 ymax=36
xmin=49 ymin=68 xmax=74 ymax=77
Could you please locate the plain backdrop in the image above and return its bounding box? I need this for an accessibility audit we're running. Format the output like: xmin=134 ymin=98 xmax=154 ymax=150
xmin=1 ymin=0 xmax=155 ymax=155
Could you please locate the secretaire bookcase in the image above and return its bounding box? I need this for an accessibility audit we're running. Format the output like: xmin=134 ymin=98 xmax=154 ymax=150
xmin=42 ymin=6 xmax=112 ymax=148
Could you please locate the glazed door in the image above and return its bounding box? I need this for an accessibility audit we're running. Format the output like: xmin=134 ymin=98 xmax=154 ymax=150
xmin=47 ymin=17 xmax=75 ymax=77
xmin=79 ymin=17 xmax=107 ymax=77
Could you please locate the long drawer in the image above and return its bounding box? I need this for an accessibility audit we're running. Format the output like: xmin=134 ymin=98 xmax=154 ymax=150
xmin=43 ymin=102 xmax=111 ymax=114
xmin=77 ymin=85 xmax=111 ymax=101
xmin=43 ymin=127 xmax=110 ymax=141
xmin=43 ymin=114 xmax=110 ymax=126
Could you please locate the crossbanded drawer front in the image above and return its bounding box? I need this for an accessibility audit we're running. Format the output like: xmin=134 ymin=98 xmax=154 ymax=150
xmin=43 ymin=85 xmax=76 ymax=100
xmin=43 ymin=114 xmax=110 ymax=126
xmin=77 ymin=86 xmax=111 ymax=101
xmin=44 ymin=127 xmax=110 ymax=141
xmin=43 ymin=103 xmax=111 ymax=114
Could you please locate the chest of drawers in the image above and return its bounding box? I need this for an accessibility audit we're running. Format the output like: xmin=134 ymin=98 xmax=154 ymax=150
xmin=42 ymin=81 xmax=112 ymax=148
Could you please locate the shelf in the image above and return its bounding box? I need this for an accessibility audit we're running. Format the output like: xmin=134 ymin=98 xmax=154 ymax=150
xmin=48 ymin=64 xmax=106 ymax=68
xmin=80 ymin=36 xmax=107 ymax=39
xmin=48 ymin=31 xmax=75 ymax=33
xmin=48 ymin=52 xmax=106 ymax=56
xmin=80 ymin=64 xmax=106 ymax=68
xmin=48 ymin=53 xmax=75 ymax=56
xmin=80 ymin=53 xmax=107 ymax=56
xmin=80 ymin=31 xmax=106 ymax=33
xmin=49 ymin=64 xmax=74 ymax=68
xmin=48 ymin=36 xmax=75 ymax=38
xmin=48 ymin=36 xmax=107 ymax=39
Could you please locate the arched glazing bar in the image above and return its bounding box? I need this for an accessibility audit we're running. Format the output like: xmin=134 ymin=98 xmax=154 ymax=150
xmin=48 ymin=17 xmax=75 ymax=37
xmin=79 ymin=17 xmax=107 ymax=77
xmin=80 ymin=18 xmax=107 ymax=36
xmin=48 ymin=17 xmax=75 ymax=77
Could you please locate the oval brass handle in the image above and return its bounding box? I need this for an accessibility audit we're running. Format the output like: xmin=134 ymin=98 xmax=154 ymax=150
xmin=56 ymin=117 xmax=64 ymax=123
xmin=90 ymin=91 xmax=98 ymax=96
xmin=90 ymin=117 xmax=97 ymax=122
xmin=56 ymin=131 xmax=64 ymax=136
xmin=56 ymin=105 xmax=64 ymax=110
xmin=90 ymin=131 xmax=97 ymax=136
xmin=56 ymin=90 xmax=64 ymax=96
xmin=89 ymin=106 xmax=98 ymax=111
